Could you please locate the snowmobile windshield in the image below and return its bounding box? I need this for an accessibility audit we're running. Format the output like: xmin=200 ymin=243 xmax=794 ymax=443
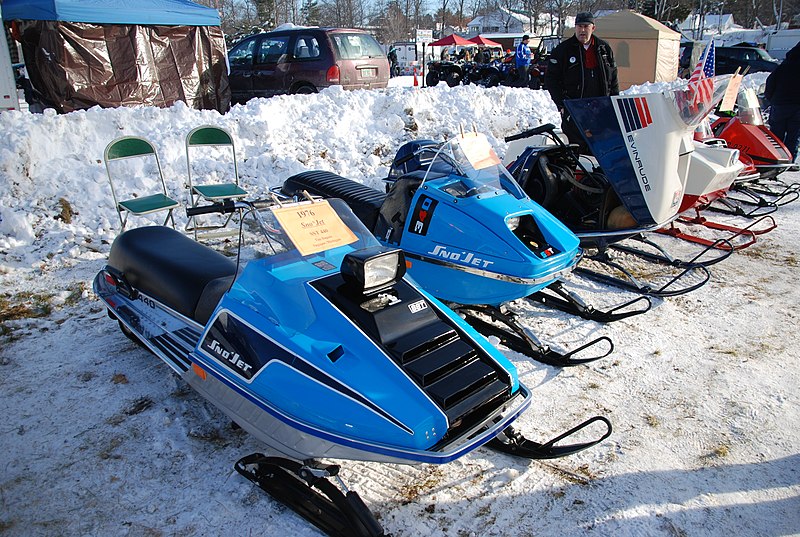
xmin=236 ymin=198 xmax=379 ymax=269
xmin=669 ymin=74 xmax=733 ymax=128
xmin=422 ymin=132 xmax=527 ymax=200
xmin=734 ymin=88 xmax=765 ymax=126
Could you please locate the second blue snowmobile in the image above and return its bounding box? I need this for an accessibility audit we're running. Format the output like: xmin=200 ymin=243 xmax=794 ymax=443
xmin=94 ymin=195 xmax=611 ymax=537
xmin=280 ymin=131 xmax=633 ymax=366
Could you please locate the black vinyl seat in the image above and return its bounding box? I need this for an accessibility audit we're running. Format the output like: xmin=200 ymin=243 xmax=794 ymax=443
xmin=283 ymin=170 xmax=386 ymax=230
xmin=108 ymin=226 xmax=237 ymax=323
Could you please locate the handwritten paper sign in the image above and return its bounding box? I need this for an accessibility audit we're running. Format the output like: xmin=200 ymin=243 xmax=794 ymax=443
xmin=458 ymin=132 xmax=501 ymax=170
xmin=271 ymin=201 xmax=357 ymax=256
xmin=719 ymin=73 xmax=743 ymax=113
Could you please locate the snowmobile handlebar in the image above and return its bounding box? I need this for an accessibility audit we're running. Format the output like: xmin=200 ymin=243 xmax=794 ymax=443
xmin=504 ymin=123 xmax=556 ymax=142
xmin=186 ymin=200 xmax=277 ymax=217
xmin=186 ymin=200 xmax=238 ymax=217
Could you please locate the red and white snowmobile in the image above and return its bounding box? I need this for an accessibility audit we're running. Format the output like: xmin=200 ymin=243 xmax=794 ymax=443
xmin=660 ymin=117 xmax=778 ymax=250
xmin=709 ymin=88 xmax=799 ymax=209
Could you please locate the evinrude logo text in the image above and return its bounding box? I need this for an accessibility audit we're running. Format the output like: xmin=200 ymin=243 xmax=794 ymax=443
xmin=207 ymin=339 xmax=253 ymax=375
xmin=627 ymin=134 xmax=651 ymax=192
xmin=429 ymin=245 xmax=493 ymax=268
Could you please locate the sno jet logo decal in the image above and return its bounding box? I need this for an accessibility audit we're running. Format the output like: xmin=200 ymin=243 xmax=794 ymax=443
xmin=429 ymin=245 xmax=494 ymax=268
xmin=408 ymin=195 xmax=438 ymax=236
xmin=617 ymin=97 xmax=653 ymax=133
xmin=204 ymin=338 xmax=254 ymax=376
xmin=626 ymin=135 xmax=651 ymax=193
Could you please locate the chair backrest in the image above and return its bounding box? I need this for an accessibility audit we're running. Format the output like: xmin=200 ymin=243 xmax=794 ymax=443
xmin=105 ymin=136 xmax=157 ymax=161
xmin=186 ymin=126 xmax=234 ymax=147
xmin=185 ymin=125 xmax=240 ymax=188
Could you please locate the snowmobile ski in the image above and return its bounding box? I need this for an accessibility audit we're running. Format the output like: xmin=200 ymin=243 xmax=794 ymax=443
xmin=487 ymin=417 xmax=612 ymax=459
xmin=741 ymin=182 xmax=799 ymax=206
xmin=609 ymin=233 xmax=734 ymax=267
xmin=656 ymin=220 xmax=756 ymax=251
xmin=576 ymin=248 xmax=711 ymax=298
xmin=453 ymin=304 xmax=613 ymax=367
xmin=235 ymin=454 xmax=384 ymax=537
xmin=706 ymin=190 xmax=778 ymax=218
xmin=658 ymin=212 xmax=777 ymax=251
xmin=527 ymin=280 xmax=652 ymax=323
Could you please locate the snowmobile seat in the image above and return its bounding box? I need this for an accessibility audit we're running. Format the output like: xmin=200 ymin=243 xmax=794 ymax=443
xmin=283 ymin=170 xmax=387 ymax=230
xmin=108 ymin=226 xmax=237 ymax=323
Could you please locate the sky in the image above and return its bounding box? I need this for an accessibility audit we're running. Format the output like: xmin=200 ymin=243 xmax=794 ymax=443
xmin=0 ymin=74 xmax=799 ymax=536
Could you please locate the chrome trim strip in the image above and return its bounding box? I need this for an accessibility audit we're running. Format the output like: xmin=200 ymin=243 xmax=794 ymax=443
xmin=403 ymin=251 xmax=578 ymax=285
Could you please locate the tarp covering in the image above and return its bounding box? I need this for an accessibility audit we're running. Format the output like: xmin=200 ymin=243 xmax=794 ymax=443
xmin=2 ymin=0 xmax=221 ymax=26
xmin=15 ymin=21 xmax=230 ymax=113
xmin=594 ymin=10 xmax=681 ymax=90
xmin=5 ymin=0 xmax=229 ymax=113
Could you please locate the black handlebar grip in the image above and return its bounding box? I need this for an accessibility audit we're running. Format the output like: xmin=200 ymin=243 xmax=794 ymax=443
xmin=186 ymin=200 xmax=236 ymax=217
xmin=504 ymin=123 xmax=556 ymax=142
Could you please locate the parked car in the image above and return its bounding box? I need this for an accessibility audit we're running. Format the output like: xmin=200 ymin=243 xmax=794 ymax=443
xmin=715 ymin=46 xmax=779 ymax=75
xmin=227 ymin=27 xmax=389 ymax=103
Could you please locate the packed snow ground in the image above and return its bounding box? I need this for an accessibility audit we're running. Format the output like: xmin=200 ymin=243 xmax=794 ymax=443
xmin=1 ymin=76 xmax=798 ymax=537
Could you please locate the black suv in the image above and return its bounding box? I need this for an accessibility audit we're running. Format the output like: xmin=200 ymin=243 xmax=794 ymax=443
xmin=715 ymin=46 xmax=779 ymax=75
xmin=228 ymin=27 xmax=389 ymax=103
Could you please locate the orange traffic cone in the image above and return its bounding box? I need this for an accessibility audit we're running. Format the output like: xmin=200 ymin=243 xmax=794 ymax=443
xmin=413 ymin=68 xmax=419 ymax=87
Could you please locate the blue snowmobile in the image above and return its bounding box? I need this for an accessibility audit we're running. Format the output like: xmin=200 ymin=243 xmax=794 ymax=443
xmin=94 ymin=196 xmax=611 ymax=537
xmin=281 ymin=131 xmax=647 ymax=363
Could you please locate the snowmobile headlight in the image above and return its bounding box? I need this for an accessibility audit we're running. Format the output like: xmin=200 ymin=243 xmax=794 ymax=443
xmin=506 ymin=216 xmax=520 ymax=231
xmin=342 ymin=247 xmax=407 ymax=295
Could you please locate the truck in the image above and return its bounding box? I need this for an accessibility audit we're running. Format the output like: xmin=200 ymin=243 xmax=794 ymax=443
xmin=766 ymin=29 xmax=800 ymax=60
xmin=391 ymin=41 xmax=422 ymax=75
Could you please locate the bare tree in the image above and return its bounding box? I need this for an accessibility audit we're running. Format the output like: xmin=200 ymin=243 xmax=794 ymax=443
xmin=254 ymin=0 xmax=276 ymax=25
xmin=318 ymin=0 xmax=368 ymax=26
xmin=439 ymin=0 xmax=451 ymax=31
xmin=453 ymin=0 xmax=470 ymax=28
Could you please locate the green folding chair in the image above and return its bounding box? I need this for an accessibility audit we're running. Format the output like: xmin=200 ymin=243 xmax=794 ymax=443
xmin=185 ymin=125 xmax=247 ymax=239
xmin=104 ymin=136 xmax=179 ymax=231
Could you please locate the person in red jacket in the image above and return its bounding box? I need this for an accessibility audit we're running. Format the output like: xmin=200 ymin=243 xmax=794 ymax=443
xmin=545 ymin=12 xmax=619 ymax=153
xmin=764 ymin=42 xmax=800 ymax=162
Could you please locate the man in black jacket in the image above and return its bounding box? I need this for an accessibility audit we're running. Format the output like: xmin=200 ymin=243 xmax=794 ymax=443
xmin=764 ymin=42 xmax=800 ymax=162
xmin=545 ymin=12 xmax=619 ymax=152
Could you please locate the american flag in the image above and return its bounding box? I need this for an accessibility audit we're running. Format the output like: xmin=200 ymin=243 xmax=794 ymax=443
xmin=688 ymin=42 xmax=715 ymax=107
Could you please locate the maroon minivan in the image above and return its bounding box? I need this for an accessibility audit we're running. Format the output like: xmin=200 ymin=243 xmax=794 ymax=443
xmin=228 ymin=27 xmax=390 ymax=103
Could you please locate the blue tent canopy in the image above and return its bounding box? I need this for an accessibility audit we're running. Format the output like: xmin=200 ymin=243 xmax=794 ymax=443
xmin=2 ymin=0 xmax=221 ymax=26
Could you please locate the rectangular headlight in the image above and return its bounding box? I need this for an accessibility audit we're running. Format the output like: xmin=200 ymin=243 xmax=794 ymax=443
xmin=342 ymin=248 xmax=406 ymax=295
xmin=363 ymin=254 xmax=400 ymax=289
